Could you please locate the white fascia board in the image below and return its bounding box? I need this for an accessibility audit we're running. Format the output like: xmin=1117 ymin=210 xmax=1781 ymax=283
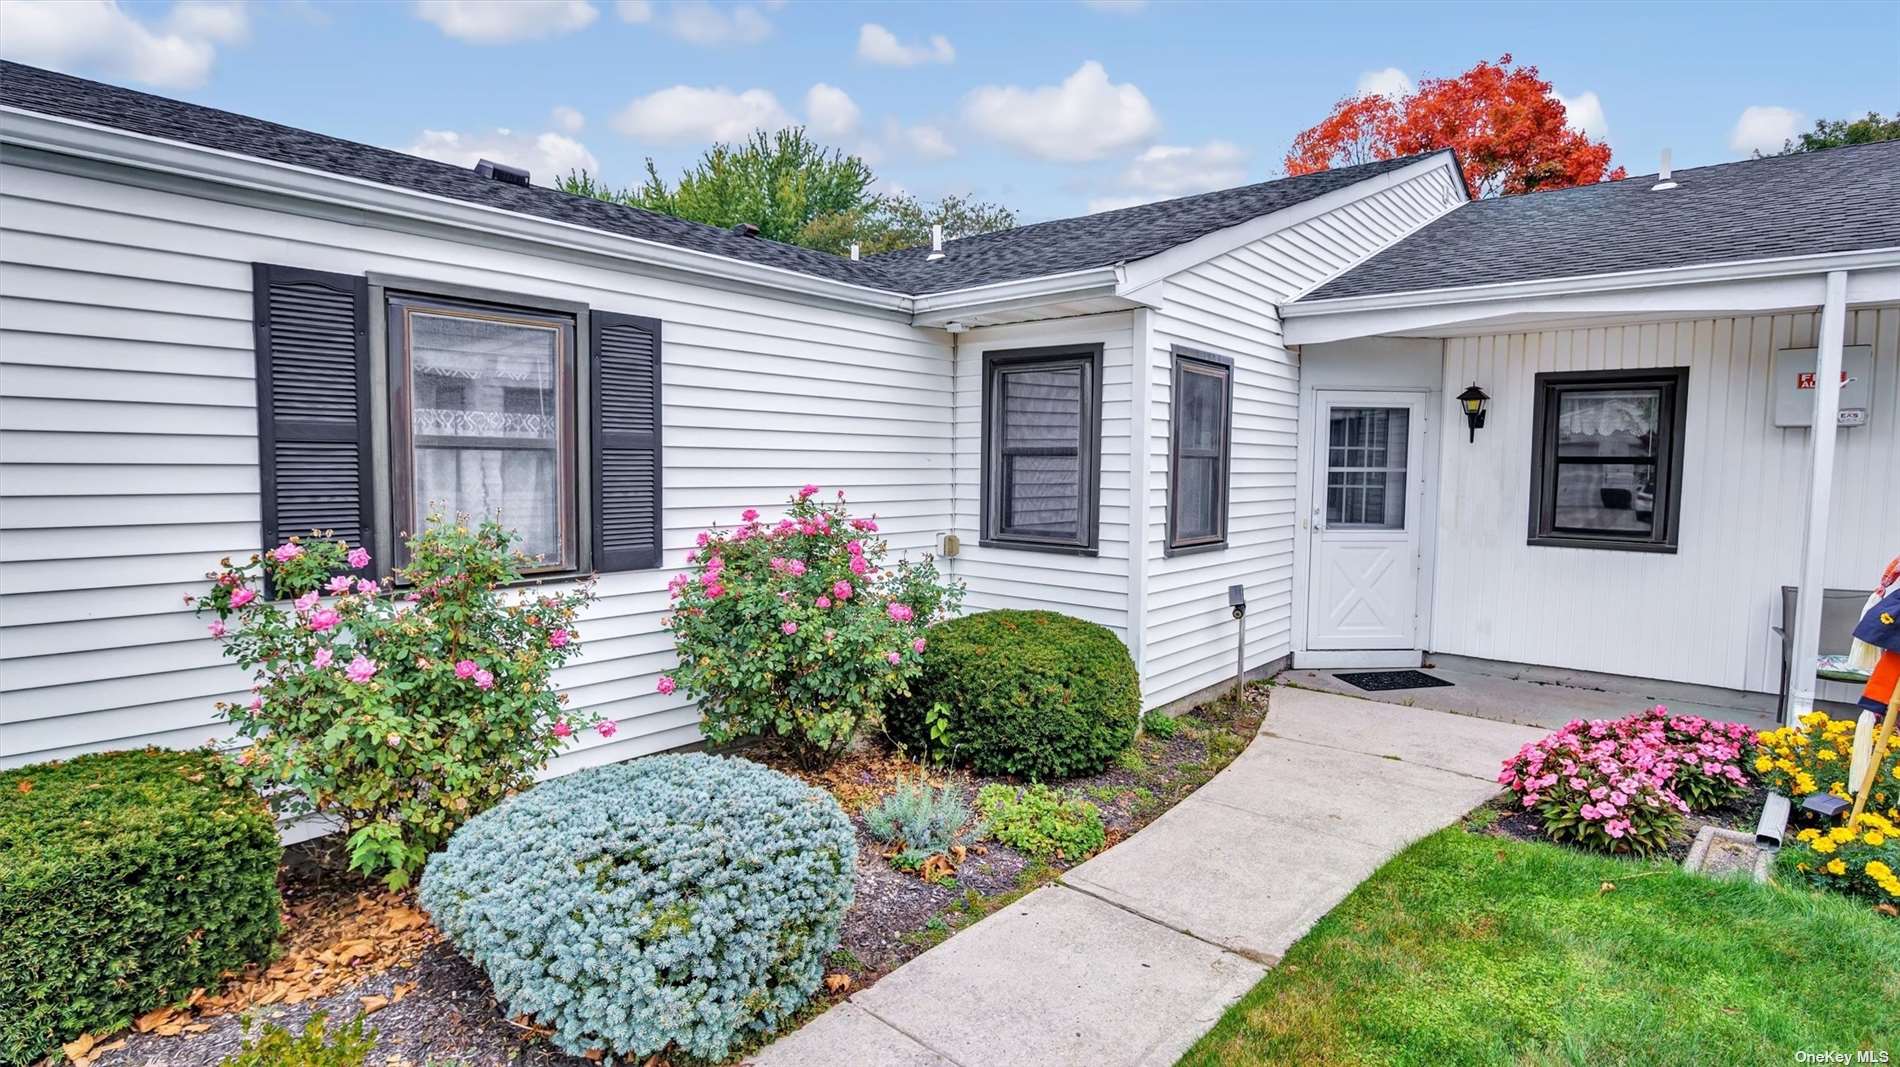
xmin=0 ymin=107 xmax=914 ymax=314
xmin=1113 ymin=151 xmax=1466 ymax=295
xmin=909 ymin=265 xmax=1135 ymax=327
xmin=1282 ymin=249 xmax=1900 ymax=346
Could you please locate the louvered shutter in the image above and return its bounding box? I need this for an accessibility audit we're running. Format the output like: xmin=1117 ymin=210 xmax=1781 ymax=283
xmin=590 ymin=312 xmax=663 ymax=572
xmin=251 ymin=264 xmax=375 ymax=581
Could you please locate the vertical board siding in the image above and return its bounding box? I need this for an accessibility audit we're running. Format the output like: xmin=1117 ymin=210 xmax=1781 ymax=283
xmin=0 ymin=160 xmax=954 ymax=770
xmin=1142 ymin=167 xmax=1464 ymax=707
xmin=1434 ymin=308 xmax=1900 ymax=693
xmin=949 ymin=314 xmax=1135 ymax=637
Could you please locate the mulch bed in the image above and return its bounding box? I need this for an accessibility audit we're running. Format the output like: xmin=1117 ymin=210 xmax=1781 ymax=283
xmin=87 ymin=684 xmax=1271 ymax=1066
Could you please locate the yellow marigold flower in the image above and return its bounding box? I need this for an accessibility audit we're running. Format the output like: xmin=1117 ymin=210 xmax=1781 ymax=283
xmin=1825 ymin=858 xmax=1847 ymax=875
xmin=1869 ymin=860 xmax=1894 ymax=879
xmin=1866 ymin=831 xmax=1887 ymax=847
xmin=1754 ymin=755 xmax=1773 ymax=772
xmin=1830 ymin=826 xmax=1855 ymax=843
xmin=1796 ymin=828 xmax=1820 ymax=842
xmin=1812 ymin=837 xmax=1837 ymax=854
xmin=1817 ymin=749 xmax=1838 ymax=762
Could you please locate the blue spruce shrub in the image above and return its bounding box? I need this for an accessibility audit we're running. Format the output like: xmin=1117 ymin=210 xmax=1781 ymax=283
xmin=418 ymin=753 xmax=856 ymax=1062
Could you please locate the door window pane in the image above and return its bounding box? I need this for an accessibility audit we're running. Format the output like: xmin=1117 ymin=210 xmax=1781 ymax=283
xmin=1325 ymin=407 xmax=1408 ymax=529
xmin=404 ymin=308 xmax=567 ymax=566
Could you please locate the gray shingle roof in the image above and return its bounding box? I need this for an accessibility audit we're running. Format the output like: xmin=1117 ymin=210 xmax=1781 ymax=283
xmin=1303 ymin=140 xmax=1900 ymax=302
xmin=0 ymin=60 xmax=1437 ymax=299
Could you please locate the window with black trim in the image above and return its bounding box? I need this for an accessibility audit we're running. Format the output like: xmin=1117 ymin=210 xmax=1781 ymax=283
xmin=388 ymin=294 xmax=577 ymax=572
xmin=981 ymin=344 xmax=1102 ymax=553
xmin=1528 ymin=367 xmax=1688 ymax=552
xmin=1167 ymin=347 xmax=1232 ymax=552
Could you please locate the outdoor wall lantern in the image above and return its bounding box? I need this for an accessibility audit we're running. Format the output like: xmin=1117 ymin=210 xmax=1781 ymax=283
xmin=1457 ymin=383 xmax=1490 ymax=443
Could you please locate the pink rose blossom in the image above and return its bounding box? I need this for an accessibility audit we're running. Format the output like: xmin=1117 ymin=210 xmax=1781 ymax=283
xmin=833 ymin=580 xmax=853 ymax=600
xmin=550 ymin=628 xmax=570 ymax=648
xmin=473 ymin=669 xmax=495 ymax=690
xmin=294 ymin=590 xmax=320 ymax=613
xmin=344 ymin=655 xmax=377 ymax=683
xmin=271 ymin=542 xmax=304 ymax=563
xmin=887 ymin=602 xmax=914 ymax=623
xmin=597 ymin=720 xmax=619 ymax=739
xmin=696 ymin=531 xmax=711 ymax=547
xmin=704 ymin=582 xmax=725 ymax=599
xmin=346 ymin=547 xmax=371 ymax=569
xmin=455 ymin=659 xmax=479 ymax=679
xmin=656 ymin=675 xmax=677 ymax=695
xmin=742 ymin=508 xmax=759 ymax=522
xmin=552 ymin=719 xmax=573 ymax=738
xmin=308 ymin=609 xmax=341 ymax=632
xmin=913 ymin=638 xmax=927 ymax=654
xmin=815 ymin=596 xmax=832 ymax=609
xmin=246 ymin=696 xmax=263 ymax=712
xmin=787 ymin=559 xmax=807 ymax=577
xmin=207 ymin=620 xmax=227 ymax=638
xmin=847 ymin=540 xmax=865 ymax=556
xmin=851 ymin=517 xmax=878 ymax=532
xmin=798 ymin=483 xmax=819 ymax=499
xmin=326 ymin=574 xmax=355 ymax=595
xmin=313 ymin=647 xmax=334 ymax=669
xmin=355 ymin=579 xmax=380 ymax=596
xmin=229 ymin=587 xmax=256 ymax=608
xmin=886 ymin=651 xmax=902 ymax=665
xmin=850 ymin=555 xmax=868 ymax=575
xmin=781 ymin=620 xmax=799 ymax=635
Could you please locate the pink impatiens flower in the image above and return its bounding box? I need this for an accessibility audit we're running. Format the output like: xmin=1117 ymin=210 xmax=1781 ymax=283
xmin=346 ymin=547 xmax=371 ymax=569
xmin=455 ymin=659 xmax=478 ymax=679
xmin=229 ymin=586 xmax=256 ymax=608
xmin=887 ymin=602 xmax=914 ymax=623
xmin=207 ymin=620 xmax=227 ymax=638
xmin=313 ymin=648 xmax=334 ymax=669
xmin=656 ymin=676 xmax=677 ymax=696
xmin=308 ymin=609 xmax=341 ymax=633
xmin=344 ymin=655 xmax=377 ymax=683
xmin=597 ymin=720 xmax=619 ymax=739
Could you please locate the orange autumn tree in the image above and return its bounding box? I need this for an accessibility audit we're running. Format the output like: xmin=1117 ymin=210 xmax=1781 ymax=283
xmin=1287 ymin=54 xmax=1627 ymax=198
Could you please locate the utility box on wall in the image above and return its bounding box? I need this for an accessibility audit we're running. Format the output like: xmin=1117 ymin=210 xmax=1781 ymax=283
xmin=1772 ymin=346 xmax=1874 ymax=427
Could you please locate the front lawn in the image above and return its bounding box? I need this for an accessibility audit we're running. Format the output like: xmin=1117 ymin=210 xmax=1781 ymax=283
xmin=1180 ymin=828 xmax=1899 ymax=1066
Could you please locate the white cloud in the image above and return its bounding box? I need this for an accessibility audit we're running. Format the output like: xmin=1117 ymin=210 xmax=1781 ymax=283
xmin=615 ymin=0 xmax=652 ymax=21
xmin=964 ymin=61 xmax=1160 ymax=163
xmin=1730 ymin=104 xmax=1804 ymax=155
xmin=613 ymin=84 xmax=791 ymax=143
xmin=414 ymin=0 xmax=598 ymax=44
xmin=856 ymin=23 xmax=954 ymax=67
xmin=0 ymin=0 xmax=250 ymax=88
xmin=1553 ymin=90 xmax=1609 ymax=139
xmin=804 ymin=83 xmax=861 ymax=139
xmin=404 ymin=127 xmax=601 ymax=186
xmin=1355 ymin=66 xmax=1414 ymax=100
xmin=666 ymin=1 xmax=772 ymax=45
xmin=895 ymin=122 xmax=956 ymax=161
xmin=1086 ymin=140 xmax=1250 ymax=212
xmin=550 ymin=105 xmax=585 ymax=133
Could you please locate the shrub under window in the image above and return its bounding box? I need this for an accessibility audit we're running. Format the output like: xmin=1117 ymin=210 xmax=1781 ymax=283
xmin=419 ymin=754 xmax=856 ymax=1063
xmin=0 ymin=749 xmax=282 ymax=1065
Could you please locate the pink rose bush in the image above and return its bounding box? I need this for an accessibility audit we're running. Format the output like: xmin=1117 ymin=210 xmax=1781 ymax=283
xmin=195 ymin=518 xmax=597 ymax=887
xmin=660 ymin=487 xmax=962 ymax=766
xmin=1498 ymin=705 xmax=1757 ymax=856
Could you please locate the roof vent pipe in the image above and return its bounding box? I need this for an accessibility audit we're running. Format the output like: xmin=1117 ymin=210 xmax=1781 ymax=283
xmin=1650 ymin=148 xmax=1678 ymax=191
xmin=474 ymin=159 xmax=531 ymax=187
xmin=926 ymin=224 xmax=945 ymax=261
xmin=849 ymin=243 xmax=861 ymax=261
xmin=730 ymin=222 xmax=761 ymax=238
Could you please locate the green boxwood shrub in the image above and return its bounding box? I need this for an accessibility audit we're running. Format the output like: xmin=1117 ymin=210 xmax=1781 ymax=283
xmin=418 ymin=754 xmax=855 ymax=1063
xmin=888 ymin=610 xmax=1140 ymax=779
xmin=0 ymin=748 xmax=282 ymax=1064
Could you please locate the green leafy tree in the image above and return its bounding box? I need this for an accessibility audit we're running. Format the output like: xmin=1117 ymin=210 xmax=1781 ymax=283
xmin=559 ymin=130 xmax=1016 ymax=255
xmin=1764 ymin=111 xmax=1900 ymax=155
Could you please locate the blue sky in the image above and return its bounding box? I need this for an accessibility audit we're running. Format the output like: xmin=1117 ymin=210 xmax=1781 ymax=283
xmin=5 ymin=0 xmax=1897 ymax=221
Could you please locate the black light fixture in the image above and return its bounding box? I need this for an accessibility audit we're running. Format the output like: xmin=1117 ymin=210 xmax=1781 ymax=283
xmin=1457 ymin=383 xmax=1490 ymax=443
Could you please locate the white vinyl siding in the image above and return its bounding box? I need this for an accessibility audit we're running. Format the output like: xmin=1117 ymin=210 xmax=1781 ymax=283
xmin=1140 ymin=165 xmax=1464 ymax=708
xmin=0 ymin=159 xmax=954 ymax=770
xmin=1434 ymin=307 xmax=1900 ymax=694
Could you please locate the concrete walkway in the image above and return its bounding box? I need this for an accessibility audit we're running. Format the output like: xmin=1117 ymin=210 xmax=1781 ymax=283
xmin=748 ymin=686 xmax=1543 ymax=1067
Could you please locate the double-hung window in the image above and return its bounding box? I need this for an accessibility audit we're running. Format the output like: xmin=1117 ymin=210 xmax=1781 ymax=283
xmin=1167 ymin=347 xmax=1233 ymax=552
xmin=981 ymin=344 xmax=1102 ymax=553
xmin=1527 ymin=367 xmax=1688 ymax=552
xmin=252 ymin=263 xmax=664 ymax=583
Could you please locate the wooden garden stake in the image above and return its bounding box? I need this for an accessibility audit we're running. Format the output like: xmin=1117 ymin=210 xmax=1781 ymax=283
xmin=1848 ymin=687 xmax=1900 ymax=832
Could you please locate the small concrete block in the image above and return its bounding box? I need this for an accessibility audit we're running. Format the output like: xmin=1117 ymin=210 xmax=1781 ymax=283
xmin=1264 ymin=686 xmax=1545 ymax=780
xmin=1065 ymin=794 xmax=1387 ymax=961
xmin=745 ymin=1003 xmax=953 ymax=1067
xmin=851 ymin=884 xmax=1265 ymax=1067
xmin=1681 ymin=825 xmax=1774 ymax=883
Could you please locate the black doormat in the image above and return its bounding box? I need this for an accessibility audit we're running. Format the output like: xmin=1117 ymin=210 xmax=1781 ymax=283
xmin=1333 ymin=669 xmax=1454 ymax=692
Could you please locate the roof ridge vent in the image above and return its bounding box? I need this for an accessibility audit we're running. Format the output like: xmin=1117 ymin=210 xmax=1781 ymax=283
xmin=926 ymin=223 xmax=945 ymax=261
xmin=474 ymin=159 xmax=530 ymax=187
xmin=1650 ymin=148 xmax=1679 ymax=191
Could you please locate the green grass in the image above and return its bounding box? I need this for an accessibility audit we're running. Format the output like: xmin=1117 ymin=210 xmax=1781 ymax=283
xmin=1180 ymin=828 xmax=1900 ymax=1067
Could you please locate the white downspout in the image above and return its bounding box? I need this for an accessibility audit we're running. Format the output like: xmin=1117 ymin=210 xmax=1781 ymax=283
xmin=1786 ymin=269 xmax=1849 ymax=726
xmin=1128 ymin=307 xmax=1155 ymax=712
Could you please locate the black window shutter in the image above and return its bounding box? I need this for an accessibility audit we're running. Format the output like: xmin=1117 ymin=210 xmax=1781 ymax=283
xmin=591 ymin=312 xmax=664 ymax=572
xmin=251 ymin=264 xmax=375 ymax=582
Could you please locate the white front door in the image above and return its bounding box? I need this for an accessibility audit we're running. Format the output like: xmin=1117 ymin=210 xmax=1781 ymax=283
xmin=1307 ymin=392 xmax=1425 ymax=650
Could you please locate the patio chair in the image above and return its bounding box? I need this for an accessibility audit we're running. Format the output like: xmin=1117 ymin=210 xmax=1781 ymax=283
xmin=1774 ymin=585 xmax=1874 ymax=719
